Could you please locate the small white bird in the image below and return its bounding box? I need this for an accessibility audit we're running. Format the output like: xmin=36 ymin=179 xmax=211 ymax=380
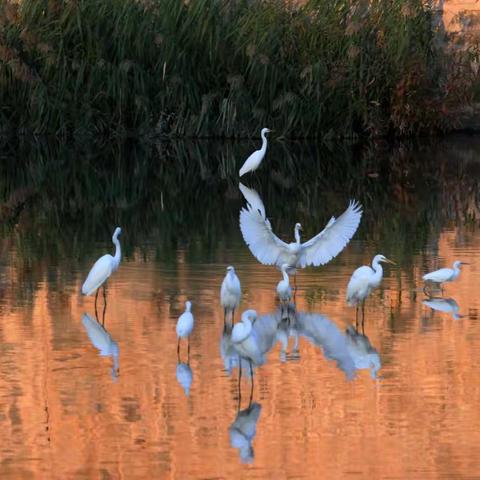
xmin=239 ymin=128 xmax=272 ymax=177
xmin=220 ymin=265 xmax=241 ymax=324
xmin=423 ymin=260 xmax=469 ymax=294
xmin=231 ymin=310 xmax=264 ymax=368
xmin=176 ymin=300 xmax=194 ymax=357
xmin=82 ymin=313 xmax=119 ymax=379
xmin=82 ymin=227 xmax=122 ymax=308
xmin=239 ymin=186 xmax=362 ymax=275
xmin=346 ymin=254 xmax=395 ymax=321
xmin=276 ymin=263 xmax=292 ymax=314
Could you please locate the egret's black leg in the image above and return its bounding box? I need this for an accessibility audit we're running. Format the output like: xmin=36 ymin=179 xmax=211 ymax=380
xmin=223 ymin=308 xmax=226 ymax=326
xmin=237 ymin=356 xmax=242 ymax=411
xmin=94 ymin=289 xmax=99 ymax=313
xmin=177 ymin=338 xmax=180 ymax=357
xmin=187 ymin=337 xmax=190 ymax=358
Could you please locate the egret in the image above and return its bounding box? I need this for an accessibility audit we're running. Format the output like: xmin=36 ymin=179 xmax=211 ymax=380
xmin=220 ymin=265 xmax=241 ymax=324
xmin=239 ymin=128 xmax=271 ymax=177
xmin=276 ymin=263 xmax=292 ymax=315
xmin=423 ymin=297 xmax=463 ymax=320
xmin=82 ymin=227 xmax=122 ymax=310
xmin=176 ymin=300 xmax=194 ymax=357
xmin=423 ymin=260 xmax=469 ymax=294
xmin=346 ymin=254 xmax=395 ymax=324
xmin=229 ymin=403 xmax=262 ymax=464
xmin=82 ymin=313 xmax=119 ymax=379
xmin=239 ymin=186 xmax=362 ymax=281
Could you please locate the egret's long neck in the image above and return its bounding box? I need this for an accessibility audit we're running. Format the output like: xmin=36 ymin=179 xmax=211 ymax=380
xmin=294 ymin=227 xmax=301 ymax=244
xmin=112 ymin=235 xmax=121 ymax=270
xmin=260 ymin=131 xmax=268 ymax=154
xmin=282 ymin=269 xmax=289 ymax=285
xmin=453 ymin=264 xmax=461 ymax=277
xmin=371 ymin=259 xmax=383 ymax=283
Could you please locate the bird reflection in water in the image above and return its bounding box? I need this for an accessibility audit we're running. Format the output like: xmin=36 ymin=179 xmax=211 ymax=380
xmin=229 ymin=402 xmax=262 ymax=464
xmin=423 ymin=297 xmax=463 ymax=321
xmin=81 ymin=313 xmax=120 ymax=380
xmin=176 ymin=362 xmax=193 ymax=397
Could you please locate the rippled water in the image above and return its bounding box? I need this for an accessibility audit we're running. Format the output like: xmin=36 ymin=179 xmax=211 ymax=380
xmin=0 ymin=136 xmax=480 ymax=478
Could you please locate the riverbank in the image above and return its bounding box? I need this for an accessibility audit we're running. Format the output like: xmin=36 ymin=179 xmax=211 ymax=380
xmin=1 ymin=0 xmax=478 ymax=139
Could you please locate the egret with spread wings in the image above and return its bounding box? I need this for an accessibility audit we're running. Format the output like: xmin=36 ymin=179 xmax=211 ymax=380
xmin=239 ymin=183 xmax=362 ymax=275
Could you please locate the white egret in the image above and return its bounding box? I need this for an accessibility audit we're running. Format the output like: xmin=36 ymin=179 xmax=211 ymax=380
xmin=423 ymin=260 xmax=469 ymax=294
xmin=220 ymin=265 xmax=241 ymax=324
xmin=423 ymin=297 xmax=463 ymax=320
xmin=176 ymin=362 xmax=193 ymax=397
xmin=346 ymin=254 xmax=395 ymax=323
xmin=232 ymin=310 xmax=264 ymax=371
xmin=239 ymin=186 xmax=362 ymax=279
xmin=176 ymin=300 xmax=194 ymax=357
xmin=239 ymin=128 xmax=272 ymax=177
xmin=82 ymin=313 xmax=119 ymax=379
xmin=276 ymin=263 xmax=292 ymax=304
xmin=82 ymin=227 xmax=122 ymax=309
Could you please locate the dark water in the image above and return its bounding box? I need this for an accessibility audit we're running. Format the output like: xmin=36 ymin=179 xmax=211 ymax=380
xmin=0 ymin=135 xmax=479 ymax=479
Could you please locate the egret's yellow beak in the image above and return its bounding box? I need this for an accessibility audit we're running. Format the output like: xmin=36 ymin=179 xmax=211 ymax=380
xmin=385 ymin=258 xmax=396 ymax=265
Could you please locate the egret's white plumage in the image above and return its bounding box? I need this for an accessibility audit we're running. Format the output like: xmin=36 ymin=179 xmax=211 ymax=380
xmin=82 ymin=227 xmax=122 ymax=296
xmin=239 ymin=128 xmax=271 ymax=177
xmin=176 ymin=301 xmax=194 ymax=338
xmin=221 ymin=266 xmax=241 ymax=323
xmin=239 ymin=186 xmax=362 ymax=273
xmin=231 ymin=310 xmax=264 ymax=366
xmin=423 ymin=260 xmax=468 ymax=285
xmin=346 ymin=254 xmax=395 ymax=307
xmin=82 ymin=313 xmax=119 ymax=379
xmin=276 ymin=263 xmax=292 ymax=303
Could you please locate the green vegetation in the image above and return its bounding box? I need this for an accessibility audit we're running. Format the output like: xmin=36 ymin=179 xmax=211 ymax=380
xmin=0 ymin=0 xmax=478 ymax=138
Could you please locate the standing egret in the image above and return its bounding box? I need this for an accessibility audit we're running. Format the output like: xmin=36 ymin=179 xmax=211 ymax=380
xmin=82 ymin=227 xmax=122 ymax=310
xmin=423 ymin=261 xmax=469 ymax=294
xmin=176 ymin=300 xmax=194 ymax=357
xmin=346 ymin=254 xmax=395 ymax=324
xmin=276 ymin=263 xmax=292 ymax=315
xmin=239 ymin=186 xmax=362 ymax=280
xmin=239 ymin=128 xmax=272 ymax=177
xmin=221 ymin=266 xmax=241 ymax=325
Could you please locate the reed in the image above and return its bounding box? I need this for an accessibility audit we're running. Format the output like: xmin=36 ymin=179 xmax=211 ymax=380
xmin=0 ymin=0 xmax=478 ymax=138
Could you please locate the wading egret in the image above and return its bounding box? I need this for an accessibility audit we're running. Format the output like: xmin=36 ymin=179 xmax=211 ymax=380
xmin=82 ymin=313 xmax=119 ymax=379
xmin=239 ymin=186 xmax=362 ymax=277
xmin=239 ymin=128 xmax=271 ymax=177
xmin=276 ymin=263 xmax=292 ymax=304
xmin=232 ymin=310 xmax=264 ymax=368
xmin=423 ymin=261 xmax=469 ymax=293
xmin=423 ymin=297 xmax=463 ymax=320
xmin=346 ymin=254 xmax=395 ymax=323
xmin=221 ymin=265 xmax=241 ymax=324
xmin=176 ymin=300 xmax=194 ymax=357
xmin=82 ymin=227 xmax=122 ymax=309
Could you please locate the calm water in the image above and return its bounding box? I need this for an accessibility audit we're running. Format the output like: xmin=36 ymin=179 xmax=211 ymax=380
xmin=0 ymin=136 xmax=480 ymax=479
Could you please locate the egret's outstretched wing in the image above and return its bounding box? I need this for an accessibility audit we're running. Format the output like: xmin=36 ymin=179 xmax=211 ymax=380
xmin=299 ymin=200 xmax=362 ymax=267
xmin=239 ymin=204 xmax=290 ymax=266
xmin=239 ymin=183 xmax=266 ymax=218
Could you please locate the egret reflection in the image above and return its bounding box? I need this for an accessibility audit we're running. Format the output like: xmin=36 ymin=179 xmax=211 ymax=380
xmin=229 ymin=403 xmax=262 ymax=464
xmin=81 ymin=313 xmax=119 ymax=380
xmin=176 ymin=362 xmax=193 ymax=397
xmin=423 ymin=297 xmax=463 ymax=320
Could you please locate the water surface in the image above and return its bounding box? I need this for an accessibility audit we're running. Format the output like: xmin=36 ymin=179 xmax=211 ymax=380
xmin=0 ymin=136 xmax=479 ymax=479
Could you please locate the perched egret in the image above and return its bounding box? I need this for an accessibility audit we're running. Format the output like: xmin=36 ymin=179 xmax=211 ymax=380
xmin=220 ymin=266 xmax=241 ymax=324
xmin=239 ymin=128 xmax=271 ymax=177
xmin=176 ymin=362 xmax=193 ymax=397
xmin=82 ymin=227 xmax=122 ymax=309
xmin=423 ymin=261 xmax=469 ymax=294
xmin=346 ymin=254 xmax=395 ymax=323
xmin=239 ymin=186 xmax=362 ymax=278
xmin=176 ymin=300 xmax=194 ymax=357
xmin=82 ymin=313 xmax=119 ymax=379
xmin=423 ymin=297 xmax=463 ymax=320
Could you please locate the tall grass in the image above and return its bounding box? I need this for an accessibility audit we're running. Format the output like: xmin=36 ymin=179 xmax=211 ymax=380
xmin=0 ymin=0 xmax=478 ymax=138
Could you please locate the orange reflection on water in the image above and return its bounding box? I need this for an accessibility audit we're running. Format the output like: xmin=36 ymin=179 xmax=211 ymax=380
xmin=0 ymin=227 xmax=479 ymax=479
